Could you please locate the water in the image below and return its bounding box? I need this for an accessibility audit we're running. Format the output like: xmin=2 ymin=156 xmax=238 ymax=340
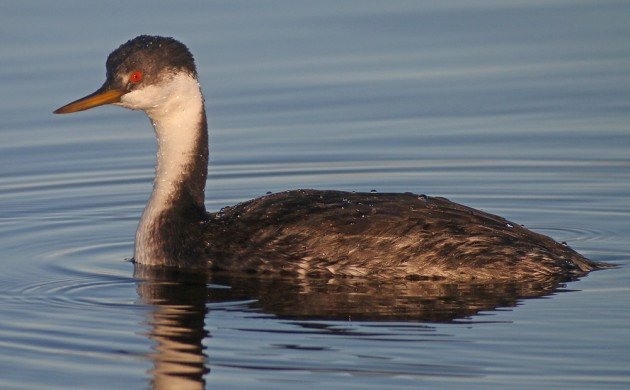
xmin=1 ymin=1 xmax=629 ymax=388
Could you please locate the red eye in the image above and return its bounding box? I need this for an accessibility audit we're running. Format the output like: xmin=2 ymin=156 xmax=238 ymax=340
xmin=129 ymin=70 xmax=143 ymax=84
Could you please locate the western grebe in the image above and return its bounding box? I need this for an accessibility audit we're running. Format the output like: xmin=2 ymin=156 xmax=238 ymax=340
xmin=54 ymin=35 xmax=605 ymax=280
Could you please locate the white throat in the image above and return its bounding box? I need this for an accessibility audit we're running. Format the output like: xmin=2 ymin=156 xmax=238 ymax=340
xmin=125 ymin=72 xmax=207 ymax=263
xmin=122 ymin=72 xmax=204 ymax=196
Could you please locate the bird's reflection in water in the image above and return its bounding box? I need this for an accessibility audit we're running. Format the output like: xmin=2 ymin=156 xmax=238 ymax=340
xmin=134 ymin=265 xmax=577 ymax=388
xmin=134 ymin=266 xmax=209 ymax=390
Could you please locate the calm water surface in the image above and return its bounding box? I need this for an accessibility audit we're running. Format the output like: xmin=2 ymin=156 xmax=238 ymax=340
xmin=1 ymin=1 xmax=629 ymax=388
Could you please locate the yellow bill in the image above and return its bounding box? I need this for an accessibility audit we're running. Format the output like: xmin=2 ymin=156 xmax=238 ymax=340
xmin=54 ymin=88 xmax=125 ymax=114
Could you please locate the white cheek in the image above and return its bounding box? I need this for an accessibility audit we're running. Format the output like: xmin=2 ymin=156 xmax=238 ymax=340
xmin=118 ymin=85 xmax=167 ymax=111
xmin=117 ymin=74 xmax=203 ymax=122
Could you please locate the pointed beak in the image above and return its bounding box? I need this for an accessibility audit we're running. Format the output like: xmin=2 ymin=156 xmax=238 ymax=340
xmin=53 ymin=85 xmax=125 ymax=114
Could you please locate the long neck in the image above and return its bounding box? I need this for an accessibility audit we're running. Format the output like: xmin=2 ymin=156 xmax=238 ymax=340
xmin=150 ymin=88 xmax=208 ymax=209
xmin=135 ymin=73 xmax=209 ymax=267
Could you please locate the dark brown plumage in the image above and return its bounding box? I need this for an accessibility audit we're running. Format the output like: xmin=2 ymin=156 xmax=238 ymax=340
xmin=204 ymin=189 xmax=600 ymax=280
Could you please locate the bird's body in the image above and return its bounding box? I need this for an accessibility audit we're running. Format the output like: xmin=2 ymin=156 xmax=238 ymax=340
xmin=55 ymin=35 xmax=605 ymax=281
xmin=205 ymin=189 xmax=596 ymax=280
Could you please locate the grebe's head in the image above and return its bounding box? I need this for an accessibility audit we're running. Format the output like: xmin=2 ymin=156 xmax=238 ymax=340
xmin=54 ymin=35 xmax=198 ymax=115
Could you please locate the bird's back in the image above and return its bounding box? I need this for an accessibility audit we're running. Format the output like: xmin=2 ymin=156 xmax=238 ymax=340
xmin=204 ymin=190 xmax=599 ymax=280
